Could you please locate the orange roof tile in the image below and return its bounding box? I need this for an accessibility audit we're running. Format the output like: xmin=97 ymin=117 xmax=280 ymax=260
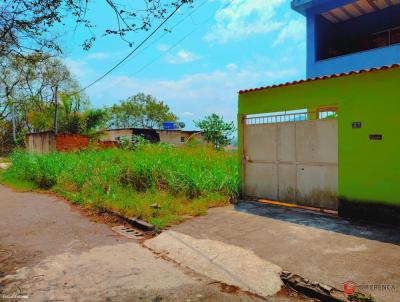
xmin=238 ymin=64 xmax=400 ymax=95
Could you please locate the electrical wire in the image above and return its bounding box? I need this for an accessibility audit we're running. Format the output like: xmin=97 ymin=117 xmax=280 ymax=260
xmin=131 ymin=0 xmax=234 ymax=75
xmin=123 ymin=0 xmax=210 ymax=65
xmin=75 ymin=1 xmax=187 ymax=94
xmin=70 ymin=0 xmax=234 ymax=95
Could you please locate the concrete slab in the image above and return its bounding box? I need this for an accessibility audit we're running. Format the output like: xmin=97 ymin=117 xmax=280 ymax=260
xmin=237 ymin=201 xmax=400 ymax=244
xmin=145 ymin=230 xmax=283 ymax=298
xmin=170 ymin=202 xmax=400 ymax=302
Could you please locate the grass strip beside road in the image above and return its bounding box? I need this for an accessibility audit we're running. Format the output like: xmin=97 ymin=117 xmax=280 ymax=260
xmin=1 ymin=145 xmax=239 ymax=231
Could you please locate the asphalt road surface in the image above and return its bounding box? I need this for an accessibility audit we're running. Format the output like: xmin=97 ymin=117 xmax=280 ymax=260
xmin=0 ymin=185 xmax=307 ymax=302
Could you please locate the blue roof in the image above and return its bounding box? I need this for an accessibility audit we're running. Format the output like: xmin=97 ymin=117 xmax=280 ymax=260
xmin=291 ymin=0 xmax=313 ymax=15
xmin=291 ymin=0 xmax=356 ymax=15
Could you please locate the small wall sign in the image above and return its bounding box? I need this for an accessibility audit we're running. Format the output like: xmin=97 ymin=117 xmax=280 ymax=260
xmin=352 ymin=122 xmax=362 ymax=129
xmin=369 ymin=134 xmax=383 ymax=141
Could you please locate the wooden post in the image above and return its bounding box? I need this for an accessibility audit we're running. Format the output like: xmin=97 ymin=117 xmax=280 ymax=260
xmin=11 ymin=101 xmax=16 ymax=143
xmin=54 ymin=86 xmax=59 ymax=135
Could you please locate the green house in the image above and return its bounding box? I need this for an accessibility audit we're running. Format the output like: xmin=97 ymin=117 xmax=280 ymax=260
xmin=238 ymin=0 xmax=400 ymax=224
xmin=238 ymin=64 xmax=400 ymax=224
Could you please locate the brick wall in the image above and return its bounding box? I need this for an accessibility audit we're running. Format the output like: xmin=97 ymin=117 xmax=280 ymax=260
xmin=96 ymin=141 xmax=119 ymax=149
xmin=55 ymin=134 xmax=89 ymax=152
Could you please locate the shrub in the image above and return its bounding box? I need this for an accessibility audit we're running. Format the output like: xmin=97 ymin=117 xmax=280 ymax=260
xmin=119 ymin=167 xmax=153 ymax=192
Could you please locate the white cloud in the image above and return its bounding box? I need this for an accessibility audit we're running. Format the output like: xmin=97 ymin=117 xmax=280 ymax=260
xmin=226 ymin=63 xmax=238 ymax=71
xmin=166 ymin=50 xmax=201 ymax=64
xmin=157 ymin=44 xmax=170 ymax=52
xmin=85 ymin=63 xmax=301 ymax=127
xmin=273 ymin=19 xmax=306 ymax=47
xmin=205 ymin=0 xmax=286 ymax=43
xmin=63 ymin=58 xmax=92 ymax=78
xmin=86 ymin=52 xmax=112 ymax=60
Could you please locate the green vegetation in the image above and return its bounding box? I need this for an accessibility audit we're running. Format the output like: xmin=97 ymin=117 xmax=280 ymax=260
xmin=348 ymin=292 xmax=375 ymax=302
xmin=2 ymin=145 xmax=239 ymax=230
xmin=195 ymin=113 xmax=236 ymax=150
xmin=0 ymin=54 xmax=107 ymax=154
xmin=107 ymin=93 xmax=177 ymax=129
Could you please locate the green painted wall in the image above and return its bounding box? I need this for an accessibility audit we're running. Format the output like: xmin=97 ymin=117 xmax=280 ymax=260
xmin=238 ymin=67 xmax=400 ymax=206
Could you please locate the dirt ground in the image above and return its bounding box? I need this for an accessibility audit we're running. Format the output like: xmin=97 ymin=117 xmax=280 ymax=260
xmin=0 ymin=185 xmax=308 ymax=302
xmin=0 ymin=163 xmax=9 ymax=170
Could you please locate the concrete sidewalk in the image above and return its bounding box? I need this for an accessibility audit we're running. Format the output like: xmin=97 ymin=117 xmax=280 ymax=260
xmin=169 ymin=201 xmax=400 ymax=302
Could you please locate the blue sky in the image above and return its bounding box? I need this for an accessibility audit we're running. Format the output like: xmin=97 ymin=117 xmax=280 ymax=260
xmin=62 ymin=0 xmax=306 ymax=129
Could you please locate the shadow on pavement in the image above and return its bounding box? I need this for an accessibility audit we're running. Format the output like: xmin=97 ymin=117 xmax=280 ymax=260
xmin=235 ymin=201 xmax=400 ymax=245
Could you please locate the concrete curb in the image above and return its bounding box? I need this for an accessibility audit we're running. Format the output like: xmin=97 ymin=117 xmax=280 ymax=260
xmin=281 ymin=271 xmax=347 ymax=302
xmin=104 ymin=209 xmax=154 ymax=232
xmin=282 ymin=274 xmax=376 ymax=302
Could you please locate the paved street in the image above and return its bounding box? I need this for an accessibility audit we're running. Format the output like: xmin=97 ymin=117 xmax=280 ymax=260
xmin=3 ymin=183 xmax=398 ymax=301
xmin=0 ymin=185 xmax=306 ymax=302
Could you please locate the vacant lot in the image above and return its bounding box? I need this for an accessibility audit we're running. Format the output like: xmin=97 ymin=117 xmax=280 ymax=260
xmin=1 ymin=145 xmax=239 ymax=230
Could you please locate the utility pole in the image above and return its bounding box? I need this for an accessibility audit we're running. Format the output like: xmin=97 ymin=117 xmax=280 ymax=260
xmin=6 ymin=87 xmax=16 ymax=143
xmin=12 ymin=101 xmax=16 ymax=143
xmin=54 ymin=85 xmax=59 ymax=135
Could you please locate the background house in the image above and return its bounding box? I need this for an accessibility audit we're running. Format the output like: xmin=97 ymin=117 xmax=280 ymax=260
xmin=103 ymin=128 xmax=205 ymax=147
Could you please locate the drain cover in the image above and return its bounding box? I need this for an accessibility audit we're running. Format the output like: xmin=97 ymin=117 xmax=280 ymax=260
xmin=112 ymin=225 xmax=145 ymax=239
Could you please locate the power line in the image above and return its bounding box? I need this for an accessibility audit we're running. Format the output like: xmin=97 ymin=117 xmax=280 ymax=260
xmin=131 ymin=0 xmax=234 ymax=75
xmin=76 ymin=1 xmax=187 ymax=94
xmin=133 ymin=27 xmax=199 ymax=75
xmin=124 ymin=0 xmax=210 ymax=65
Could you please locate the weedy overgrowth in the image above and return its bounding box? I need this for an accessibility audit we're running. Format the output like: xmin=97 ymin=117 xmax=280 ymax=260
xmin=3 ymin=144 xmax=239 ymax=229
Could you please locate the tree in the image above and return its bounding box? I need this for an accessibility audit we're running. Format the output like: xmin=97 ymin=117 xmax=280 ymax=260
xmin=0 ymin=55 xmax=25 ymax=121
xmin=0 ymin=54 xmax=95 ymax=137
xmin=0 ymin=54 xmax=72 ymax=138
xmin=0 ymin=53 xmax=109 ymax=153
xmin=85 ymin=109 xmax=109 ymax=134
xmin=3 ymin=54 xmax=83 ymax=133
xmin=195 ymin=114 xmax=236 ymax=150
xmin=0 ymin=0 xmax=193 ymax=57
xmin=108 ymin=93 xmax=177 ymax=129
xmin=0 ymin=119 xmax=19 ymax=154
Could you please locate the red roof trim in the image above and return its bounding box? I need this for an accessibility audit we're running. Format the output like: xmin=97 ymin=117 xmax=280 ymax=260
xmin=238 ymin=64 xmax=400 ymax=95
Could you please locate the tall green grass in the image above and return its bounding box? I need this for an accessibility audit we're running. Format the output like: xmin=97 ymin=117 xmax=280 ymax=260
xmin=3 ymin=145 xmax=239 ymax=229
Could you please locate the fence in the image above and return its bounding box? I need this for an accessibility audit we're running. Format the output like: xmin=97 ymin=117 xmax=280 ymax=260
xmin=245 ymin=111 xmax=337 ymax=125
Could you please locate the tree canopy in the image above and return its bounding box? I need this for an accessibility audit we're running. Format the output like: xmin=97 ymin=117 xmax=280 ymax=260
xmin=0 ymin=53 xmax=81 ymax=126
xmin=195 ymin=114 xmax=236 ymax=150
xmin=0 ymin=0 xmax=193 ymax=57
xmin=0 ymin=54 xmax=107 ymax=153
xmin=108 ymin=93 xmax=177 ymax=129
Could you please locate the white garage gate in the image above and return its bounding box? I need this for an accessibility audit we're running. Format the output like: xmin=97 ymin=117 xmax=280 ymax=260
xmin=242 ymin=111 xmax=338 ymax=210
